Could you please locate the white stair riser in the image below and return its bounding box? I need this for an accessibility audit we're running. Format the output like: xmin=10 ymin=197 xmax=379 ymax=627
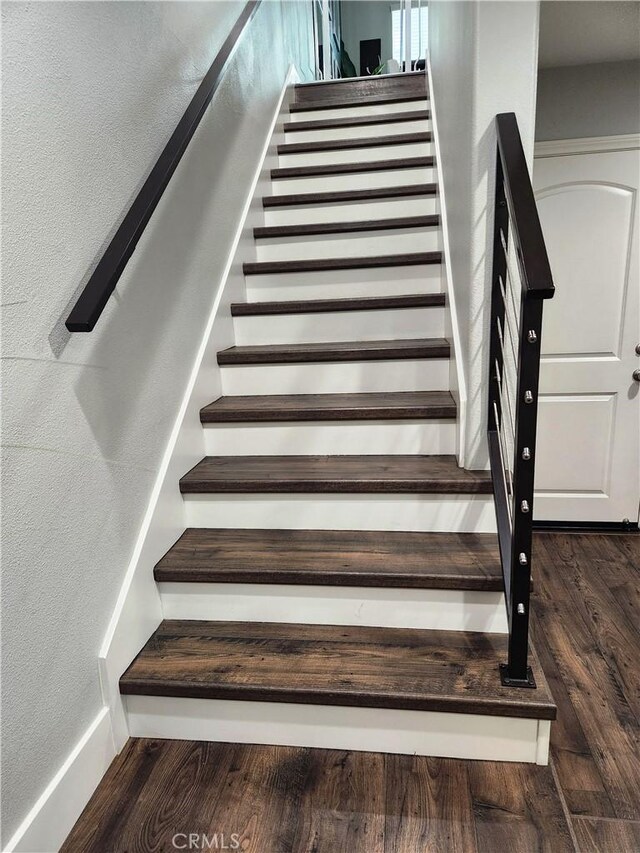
xmin=233 ymin=305 xmax=445 ymax=345
xmin=159 ymin=584 xmax=508 ymax=633
xmin=125 ymin=696 xmax=549 ymax=764
xmin=271 ymin=166 xmax=435 ymax=195
xmin=264 ymin=196 xmax=437 ymax=226
xmin=203 ymin=420 xmax=456 ymax=456
xmin=284 ymin=118 xmax=430 ymax=144
xmin=287 ymin=99 xmax=428 ymax=122
xmin=182 ymin=493 xmax=496 ymax=533
xmin=278 ymin=141 xmax=432 ymax=168
xmin=246 ymin=265 xmax=441 ymax=302
xmin=255 ymin=227 xmax=439 ymax=261
xmin=220 ymin=358 xmax=449 ymax=395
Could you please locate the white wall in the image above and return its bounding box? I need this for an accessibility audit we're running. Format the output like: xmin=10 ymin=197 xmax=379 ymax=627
xmin=341 ymin=0 xmax=393 ymax=74
xmin=536 ymin=60 xmax=640 ymax=141
xmin=0 ymin=1 xmax=313 ymax=845
xmin=428 ymin=0 xmax=540 ymax=468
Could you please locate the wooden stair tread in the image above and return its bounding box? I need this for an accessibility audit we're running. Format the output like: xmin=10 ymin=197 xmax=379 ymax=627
xmin=271 ymin=156 xmax=434 ymax=179
xmin=290 ymin=94 xmax=427 ymax=113
xmin=243 ymin=252 xmax=441 ymax=276
xmin=200 ymin=390 xmax=456 ymax=423
xmin=293 ymin=71 xmax=426 ymax=94
xmin=217 ymin=337 xmax=450 ymax=365
xmin=253 ymin=216 xmax=440 ymax=240
xmin=263 ymin=183 xmax=437 ymax=208
xmin=283 ymin=110 xmax=430 ymax=132
xmin=154 ymin=528 xmax=501 ymax=589
xmin=119 ymin=620 xmax=556 ymax=720
xmin=231 ymin=293 xmax=445 ymax=316
xmin=179 ymin=454 xmax=492 ymax=494
xmin=278 ymin=132 xmax=431 ymax=155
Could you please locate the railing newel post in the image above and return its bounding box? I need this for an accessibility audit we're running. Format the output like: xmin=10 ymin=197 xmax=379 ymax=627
xmin=488 ymin=113 xmax=554 ymax=689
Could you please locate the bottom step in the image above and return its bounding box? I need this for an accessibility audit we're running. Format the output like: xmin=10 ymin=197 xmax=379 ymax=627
xmin=121 ymin=621 xmax=555 ymax=764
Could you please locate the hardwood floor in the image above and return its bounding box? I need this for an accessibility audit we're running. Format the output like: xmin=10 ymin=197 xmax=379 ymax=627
xmin=62 ymin=533 xmax=640 ymax=852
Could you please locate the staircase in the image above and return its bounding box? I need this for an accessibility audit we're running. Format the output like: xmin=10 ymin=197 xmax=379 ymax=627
xmin=120 ymin=72 xmax=556 ymax=764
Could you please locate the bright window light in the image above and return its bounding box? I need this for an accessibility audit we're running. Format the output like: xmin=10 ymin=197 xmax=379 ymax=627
xmin=392 ymin=6 xmax=428 ymax=63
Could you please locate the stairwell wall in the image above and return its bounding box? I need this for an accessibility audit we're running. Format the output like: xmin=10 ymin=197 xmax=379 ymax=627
xmin=0 ymin=2 xmax=313 ymax=847
xmin=428 ymin=0 xmax=540 ymax=468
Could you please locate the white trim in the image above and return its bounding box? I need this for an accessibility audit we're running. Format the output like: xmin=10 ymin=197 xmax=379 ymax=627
xmin=535 ymin=133 xmax=640 ymax=159
xmin=220 ymin=358 xmax=450 ymax=396
xmin=535 ymin=720 xmax=552 ymax=766
xmin=158 ymin=583 xmax=509 ymax=634
xmin=182 ymin=493 xmax=497 ymax=533
xmin=3 ymin=708 xmax=116 ymax=853
xmin=97 ymin=66 xmax=300 ymax=753
xmin=426 ymin=51 xmax=468 ymax=467
xmin=124 ymin=695 xmax=550 ymax=765
xmin=203 ymin=419 xmax=457 ymax=457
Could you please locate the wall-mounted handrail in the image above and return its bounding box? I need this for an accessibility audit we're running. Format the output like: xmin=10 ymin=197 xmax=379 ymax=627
xmin=488 ymin=112 xmax=554 ymax=688
xmin=66 ymin=0 xmax=261 ymax=332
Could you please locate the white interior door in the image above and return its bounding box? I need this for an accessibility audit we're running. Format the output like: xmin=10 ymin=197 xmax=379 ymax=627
xmin=533 ymin=139 xmax=640 ymax=524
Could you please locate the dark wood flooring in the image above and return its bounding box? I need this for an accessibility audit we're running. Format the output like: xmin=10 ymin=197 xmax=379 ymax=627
xmin=153 ymin=528 xmax=500 ymax=589
xmin=199 ymin=391 xmax=457 ymax=423
xmin=61 ymin=532 xmax=640 ymax=852
xmin=216 ymin=337 xmax=449 ymax=366
xmin=178 ymin=454 xmax=491 ymax=494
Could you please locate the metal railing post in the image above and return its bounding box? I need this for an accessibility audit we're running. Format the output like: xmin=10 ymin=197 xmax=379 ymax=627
xmin=488 ymin=113 xmax=554 ymax=688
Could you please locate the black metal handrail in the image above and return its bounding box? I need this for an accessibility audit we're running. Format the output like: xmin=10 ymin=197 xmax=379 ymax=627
xmin=66 ymin=0 xmax=261 ymax=332
xmin=488 ymin=112 xmax=554 ymax=687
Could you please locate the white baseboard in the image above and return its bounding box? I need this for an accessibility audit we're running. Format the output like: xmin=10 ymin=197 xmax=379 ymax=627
xmin=159 ymin=583 xmax=508 ymax=633
xmin=426 ymin=53 xmax=468 ymax=468
xmin=3 ymin=708 xmax=116 ymax=853
xmin=96 ymin=65 xmax=302 ymax=753
xmin=124 ymin=695 xmax=550 ymax=765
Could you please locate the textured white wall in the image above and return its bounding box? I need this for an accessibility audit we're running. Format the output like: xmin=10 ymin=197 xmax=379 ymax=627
xmin=536 ymin=60 xmax=640 ymax=141
xmin=428 ymin=0 xmax=540 ymax=468
xmin=0 ymin=1 xmax=313 ymax=844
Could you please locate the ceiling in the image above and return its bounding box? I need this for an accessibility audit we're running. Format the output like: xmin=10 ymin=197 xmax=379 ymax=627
xmin=538 ymin=1 xmax=640 ymax=68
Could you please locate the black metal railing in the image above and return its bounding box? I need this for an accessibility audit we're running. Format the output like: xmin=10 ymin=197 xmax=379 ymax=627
xmin=66 ymin=0 xmax=261 ymax=332
xmin=488 ymin=112 xmax=554 ymax=687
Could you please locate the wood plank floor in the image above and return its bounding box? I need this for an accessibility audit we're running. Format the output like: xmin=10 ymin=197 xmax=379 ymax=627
xmin=62 ymin=532 xmax=640 ymax=852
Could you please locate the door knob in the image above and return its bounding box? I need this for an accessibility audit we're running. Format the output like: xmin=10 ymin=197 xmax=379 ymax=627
xmin=634 ymin=369 xmax=640 ymax=382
